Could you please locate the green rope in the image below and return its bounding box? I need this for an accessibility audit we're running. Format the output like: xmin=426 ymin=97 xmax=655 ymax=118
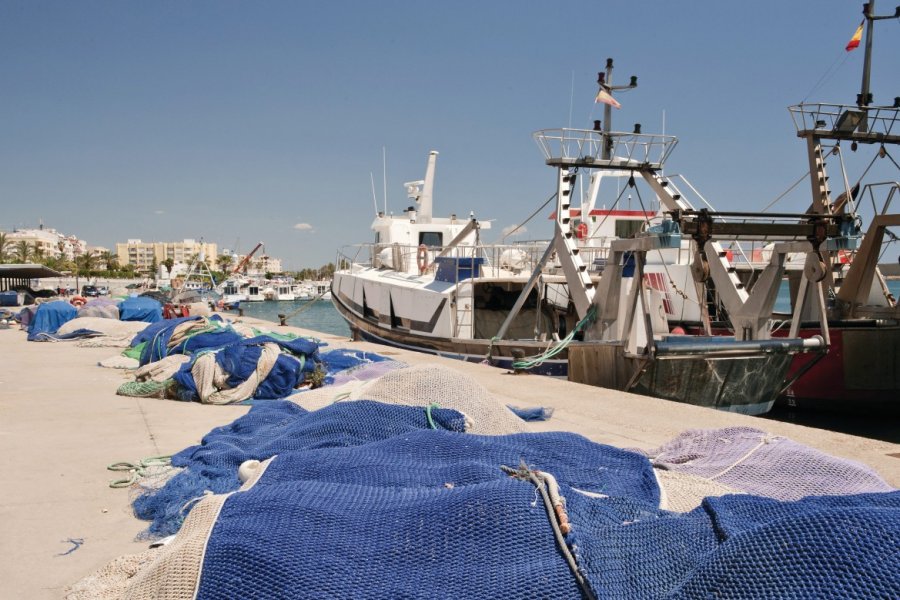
xmin=511 ymin=305 xmax=598 ymax=371
xmin=116 ymin=379 xmax=174 ymax=398
xmin=425 ymin=402 xmax=440 ymax=429
xmin=107 ymin=455 xmax=173 ymax=488
xmin=251 ymin=327 xmax=299 ymax=341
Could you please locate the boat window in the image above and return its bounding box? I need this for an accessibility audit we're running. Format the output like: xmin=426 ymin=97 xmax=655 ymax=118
xmin=615 ymin=220 xmax=644 ymax=238
xmin=419 ymin=232 xmax=443 ymax=248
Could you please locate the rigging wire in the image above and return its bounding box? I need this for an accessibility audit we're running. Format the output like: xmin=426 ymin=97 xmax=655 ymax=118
xmin=760 ymin=172 xmax=810 ymax=212
xmin=586 ymin=180 xmax=632 ymax=240
xmin=500 ymin=192 xmax=558 ymax=242
xmin=801 ymin=50 xmax=852 ymax=104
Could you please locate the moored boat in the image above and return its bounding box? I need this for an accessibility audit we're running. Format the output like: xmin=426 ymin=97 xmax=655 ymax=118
xmin=675 ymin=4 xmax=900 ymax=414
xmin=333 ymin=80 xmax=836 ymax=415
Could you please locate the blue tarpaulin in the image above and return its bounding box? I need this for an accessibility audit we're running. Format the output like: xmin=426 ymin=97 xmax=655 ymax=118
xmin=26 ymin=300 xmax=77 ymax=341
xmin=119 ymin=296 xmax=163 ymax=323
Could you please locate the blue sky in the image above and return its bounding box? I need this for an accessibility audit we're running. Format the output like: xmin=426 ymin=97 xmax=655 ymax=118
xmin=2 ymin=1 xmax=898 ymax=269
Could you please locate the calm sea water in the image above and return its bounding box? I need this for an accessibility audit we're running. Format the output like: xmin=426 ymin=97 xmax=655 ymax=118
xmin=235 ymin=299 xmax=351 ymax=337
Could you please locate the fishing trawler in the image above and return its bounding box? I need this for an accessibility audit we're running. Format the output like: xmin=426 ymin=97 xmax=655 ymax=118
xmin=757 ymin=3 xmax=899 ymax=414
xmin=331 ymin=55 xmax=860 ymax=414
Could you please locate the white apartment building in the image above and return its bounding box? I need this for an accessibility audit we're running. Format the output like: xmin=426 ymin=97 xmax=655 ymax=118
xmin=115 ymin=239 xmax=219 ymax=273
xmin=4 ymin=227 xmax=88 ymax=262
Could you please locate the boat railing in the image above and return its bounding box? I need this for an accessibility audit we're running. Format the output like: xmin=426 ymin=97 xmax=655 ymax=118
xmin=789 ymin=103 xmax=900 ymax=143
xmin=338 ymin=240 xmax=611 ymax=279
xmin=533 ymin=128 xmax=678 ymax=170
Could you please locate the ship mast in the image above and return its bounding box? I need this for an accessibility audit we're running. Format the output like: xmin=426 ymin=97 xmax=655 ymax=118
xmin=597 ymin=58 xmax=637 ymax=160
xmin=857 ymin=0 xmax=900 ymax=130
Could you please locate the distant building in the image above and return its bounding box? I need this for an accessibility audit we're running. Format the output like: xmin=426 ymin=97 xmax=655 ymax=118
xmin=115 ymin=239 xmax=218 ymax=274
xmin=4 ymin=226 xmax=89 ymax=261
xmin=251 ymin=254 xmax=282 ymax=275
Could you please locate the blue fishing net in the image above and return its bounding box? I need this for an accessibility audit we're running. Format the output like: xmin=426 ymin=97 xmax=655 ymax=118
xmin=133 ymin=400 xmax=469 ymax=537
xmin=193 ymin=448 xmax=898 ymax=598
xmin=138 ymin=318 xmax=244 ymax=366
xmin=570 ymin=490 xmax=900 ymax=598
xmin=317 ymin=348 xmax=392 ymax=381
xmin=194 ymin=427 xmax=658 ymax=599
xmin=130 ymin=315 xmax=196 ymax=347
xmin=256 ymin=428 xmax=658 ymax=500
xmin=200 ymin=478 xmax=586 ymax=599
xmin=169 ymin=335 xmax=323 ymax=402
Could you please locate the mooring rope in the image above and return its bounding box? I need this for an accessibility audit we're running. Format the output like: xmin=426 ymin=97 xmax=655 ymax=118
xmin=281 ymin=287 xmax=331 ymax=322
xmin=511 ymin=305 xmax=598 ymax=371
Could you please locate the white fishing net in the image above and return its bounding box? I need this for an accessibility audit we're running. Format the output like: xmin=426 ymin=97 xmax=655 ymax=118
xmin=292 ymin=364 xmax=528 ymax=436
xmin=57 ymin=317 xmax=148 ymax=338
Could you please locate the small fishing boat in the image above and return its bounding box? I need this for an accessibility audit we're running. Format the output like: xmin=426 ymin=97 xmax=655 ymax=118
xmin=245 ymin=282 xmax=266 ymax=302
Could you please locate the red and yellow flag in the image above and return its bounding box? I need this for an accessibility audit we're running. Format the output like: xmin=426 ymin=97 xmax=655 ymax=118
xmin=845 ymin=21 xmax=863 ymax=51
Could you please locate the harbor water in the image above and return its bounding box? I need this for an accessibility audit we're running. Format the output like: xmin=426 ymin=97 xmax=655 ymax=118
xmin=234 ymin=299 xmax=351 ymax=338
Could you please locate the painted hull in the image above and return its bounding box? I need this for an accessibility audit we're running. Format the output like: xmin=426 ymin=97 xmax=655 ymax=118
xmin=779 ymin=322 xmax=900 ymax=415
xmin=332 ymin=288 xmax=568 ymax=376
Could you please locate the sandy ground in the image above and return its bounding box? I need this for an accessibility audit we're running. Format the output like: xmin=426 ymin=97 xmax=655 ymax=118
xmin=0 ymin=315 xmax=897 ymax=599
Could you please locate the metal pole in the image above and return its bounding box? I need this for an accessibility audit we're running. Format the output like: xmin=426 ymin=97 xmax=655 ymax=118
xmin=493 ymin=238 xmax=557 ymax=342
xmin=602 ymin=59 xmax=613 ymax=161
xmin=859 ymin=1 xmax=874 ymax=111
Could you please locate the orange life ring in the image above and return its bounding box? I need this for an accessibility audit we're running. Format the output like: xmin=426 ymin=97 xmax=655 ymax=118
xmin=575 ymin=221 xmax=588 ymax=239
xmin=416 ymin=244 xmax=429 ymax=274
xmin=70 ymin=296 xmax=87 ymax=307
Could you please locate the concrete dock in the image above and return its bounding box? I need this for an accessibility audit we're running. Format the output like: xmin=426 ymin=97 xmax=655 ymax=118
xmin=1 ymin=316 xmax=897 ymax=598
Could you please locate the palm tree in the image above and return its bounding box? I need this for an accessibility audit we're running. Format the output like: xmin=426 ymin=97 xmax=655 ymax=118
xmin=15 ymin=241 xmax=34 ymax=263
xmin=0 ymin=232 xmax=12 ymax=263
xmin=99 ymin=250 xmax=119 ymax=272
xmin=217 ymin=254 xmax=235 ymax=274
xmin=75 ymin=252 xmax=99 ymax=293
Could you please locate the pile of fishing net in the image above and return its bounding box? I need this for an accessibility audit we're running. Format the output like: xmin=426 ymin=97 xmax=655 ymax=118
xmin=76 ymin=298 xmax=120 ymax=320
xmin=69 ymin=365 xmax=898 ymax=599
xmin=113 ymin=316 xmax=396 ymax=404
xmin=636 ymin=426 xmax=895 ymax=512
xmin=115 ymin=317 xmax=325 ymax=402
xmin=24 ymin=296 xmax=163 ymax=341
xmin=55 ymin=317 xmax=149 ymax=348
